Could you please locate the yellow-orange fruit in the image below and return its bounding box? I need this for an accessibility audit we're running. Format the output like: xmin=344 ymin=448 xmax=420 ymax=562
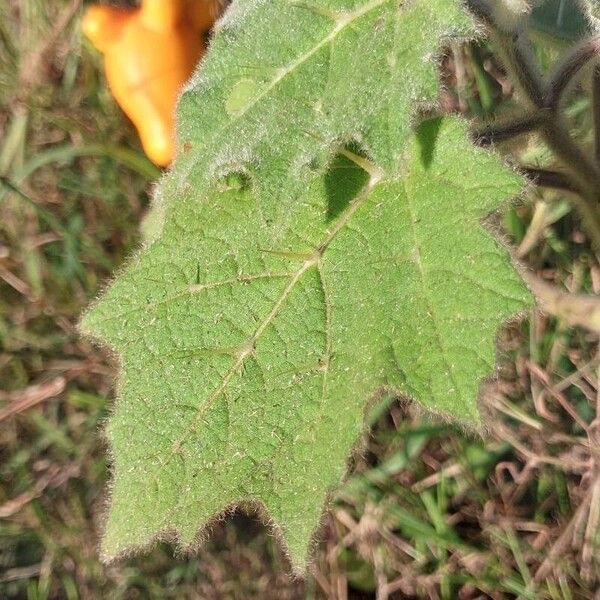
xmin=83 ymin=1 xmax=220 ymax=166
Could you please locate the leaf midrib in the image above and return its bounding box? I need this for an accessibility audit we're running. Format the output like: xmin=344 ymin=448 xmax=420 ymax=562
xmin=192 ymin=0 xmax=394 ymax=161
xmin=163 ymin=165 xmax=384 ymax=465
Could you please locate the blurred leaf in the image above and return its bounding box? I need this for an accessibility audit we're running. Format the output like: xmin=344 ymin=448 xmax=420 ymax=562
xmin=530 ymin=0 xmax=591 ymax=41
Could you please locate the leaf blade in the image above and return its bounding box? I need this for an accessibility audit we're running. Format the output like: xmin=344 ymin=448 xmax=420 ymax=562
xmin=82 ymin=0 xmax=532 ymax=568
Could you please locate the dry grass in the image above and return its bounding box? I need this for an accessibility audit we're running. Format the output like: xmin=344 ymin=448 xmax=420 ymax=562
xmin=0 ymin=1 xmax=598 ymax=598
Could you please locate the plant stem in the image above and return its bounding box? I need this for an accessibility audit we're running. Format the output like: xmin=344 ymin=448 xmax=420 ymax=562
xmin=593 ymin=66 xmax=600 ymax=163
xmin=498 ymin=30 xmax=546 ymax=109
xmin=518 ymin=168 xmax=600 ymax=246
xmin=546 ymin=37 xmax=600 ymax=111
xmin=540 ymin=118 xmax=600 ymax=202
xmin=487 ymin=26 xmax=600 ymax=254
xmin=519 ymin=167 xmax=580 ymax=194
xmin=473 ymin=112 xmax=547 ymax=146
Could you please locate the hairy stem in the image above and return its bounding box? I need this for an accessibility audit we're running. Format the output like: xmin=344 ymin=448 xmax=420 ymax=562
xmin=488 ymin=26 xmax=600 ymax=253
xmin=473 ymin=113 xmax=546 ymax=146
xmin=546 ymin=36 xmax=600 ymax=111
xmin=519 ymin=167 xmax=581 ymax=194
xmin=497 ymin=30 xmax=546 ymax=109
xmin=540 ymin=118 xmax=600 ymax=203
xmin=593 ymin=66 xmax=600 ymax=163
xmin=518 ymin=167 xmax=600 ymax=246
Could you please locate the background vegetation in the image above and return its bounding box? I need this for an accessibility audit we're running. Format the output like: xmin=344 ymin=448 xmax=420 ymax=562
xmin=0 ymin=1 xmax=598 ymax=598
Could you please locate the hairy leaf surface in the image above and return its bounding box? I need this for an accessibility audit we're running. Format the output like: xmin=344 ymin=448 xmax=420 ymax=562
xmin=82 ymin=0 xmax=531 ymax=567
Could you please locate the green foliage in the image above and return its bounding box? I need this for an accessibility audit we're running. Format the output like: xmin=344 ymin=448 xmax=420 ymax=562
xmin=81 ymin=0 xmax=531 ymax=568
xmin=530 ymin=0 xmax=591 ymax=41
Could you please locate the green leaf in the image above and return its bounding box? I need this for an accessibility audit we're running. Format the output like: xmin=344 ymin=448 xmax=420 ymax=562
xmin=530 ymin=0 xmax=591 ymax=41
xmin=82 ymin=0 xmax=531 ymax=568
